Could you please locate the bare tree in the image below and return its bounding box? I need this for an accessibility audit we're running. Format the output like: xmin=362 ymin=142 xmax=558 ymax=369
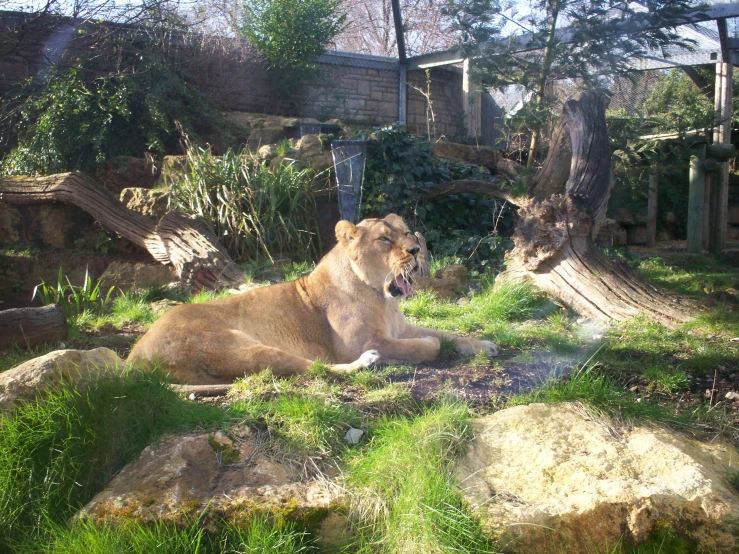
xmin=334 ymin=0 xmax=456 ymax=56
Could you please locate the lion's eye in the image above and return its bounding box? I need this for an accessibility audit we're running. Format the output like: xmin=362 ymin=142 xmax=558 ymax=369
xmin=379 ymin=236 xmax=393 ymax=243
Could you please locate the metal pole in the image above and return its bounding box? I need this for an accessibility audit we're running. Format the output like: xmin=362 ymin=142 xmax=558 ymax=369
xmin=647 ymin=168 xmax=658 ymax=247
xmin=688 ymin=144 xmax=706 ymax=253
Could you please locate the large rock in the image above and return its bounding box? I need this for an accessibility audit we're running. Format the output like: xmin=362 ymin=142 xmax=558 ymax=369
xmin=120 ymin=188 xmax=171 ymax=218
xmin=415 ymin=264 xmax=468 ymax=299
xmin=433 ymin=142 xmax=501 ymax=169
xmin=458 ymin=403 xmax=739 ymax=553
xmin=78 ymin=426 xmax=343 ymax=524
xmin=100 ymin=261 xmax=177 ymax=291
xmin=246 ymin=128 xmax=288 ymax=150
xmin=0 ymin=203 xmax=97 ymax=250
xmin=0 ymin=348 xmax=123 ymax=414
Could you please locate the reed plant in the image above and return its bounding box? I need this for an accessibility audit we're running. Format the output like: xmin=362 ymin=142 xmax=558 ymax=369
xmin=171 ymin=137 xmax=322 ymax=263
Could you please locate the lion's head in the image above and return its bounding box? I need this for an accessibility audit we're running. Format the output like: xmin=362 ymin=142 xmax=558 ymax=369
xmin=335 ymin=214 xmax=426 ymax=298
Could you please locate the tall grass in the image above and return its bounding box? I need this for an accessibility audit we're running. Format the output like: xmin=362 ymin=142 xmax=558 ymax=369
xmin=29 ymin=516 xmax=313 ymax=554
xmin=32 ymin=268 xmax=117 ymax=319
xmin=345 ymin=402 xmax=498 ymax=554
xmin=171 ymin=137 xmax=322 ymax=263
xmin=0 ymin=369 xmax=229 ymax=551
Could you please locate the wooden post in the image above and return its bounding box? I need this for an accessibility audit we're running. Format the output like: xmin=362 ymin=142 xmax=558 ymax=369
xmin=688 ymin=144 xmax=707 ymax=253
xmin=708 ymin=56 xmax=733 ymax=254
xmin=463 ymin=58 xmax=481 ymax=139
xmin=647 ymin=168 xmax=658 ymax=247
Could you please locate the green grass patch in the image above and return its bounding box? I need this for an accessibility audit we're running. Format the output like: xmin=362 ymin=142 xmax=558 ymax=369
xmin=27 ymin=515 xmax=313 ymax=554
xmin=231 ymin=393 xmax=360 ymax=458
xmin=634 ymin=254 xmax=739 ymax=297
xmin=0 ymin=369 xmax=230 ymax=551
xmin=345 ymin=401 xmax=497 ymax=553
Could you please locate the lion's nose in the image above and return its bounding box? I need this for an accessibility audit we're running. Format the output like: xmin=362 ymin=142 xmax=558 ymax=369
xmin=407 ymin=245 xmax=420 ymax=256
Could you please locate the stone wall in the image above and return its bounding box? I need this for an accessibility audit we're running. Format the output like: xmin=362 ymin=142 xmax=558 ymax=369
xmin=407 ymin=68 xmax=465 ymax=140
xmin=0 ymin=12 xmax=472 ymax=140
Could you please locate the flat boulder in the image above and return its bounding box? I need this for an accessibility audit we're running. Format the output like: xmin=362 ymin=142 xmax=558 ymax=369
xmin=120 ymin=188 xmax=171 ymax=218
xmin=458 ymin=402 xmax=739 ymax=553
xmin=101 ymin=261 xmax=177 ymax=292
xmin=77 ymin=425 xmax=343 ymax=525
xmin=0 ymin=348 xmax=123 ymax=414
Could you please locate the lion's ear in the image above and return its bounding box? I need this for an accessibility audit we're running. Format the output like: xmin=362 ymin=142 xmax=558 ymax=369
xmin=384 ymin=214 xmax=405 ymax=226
xmin=335 ymin=220 xmax=361 ymax=247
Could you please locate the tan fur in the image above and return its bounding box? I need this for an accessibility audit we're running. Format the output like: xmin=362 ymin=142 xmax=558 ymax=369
xmin=128 ymin=214 xmax=498 ymax=384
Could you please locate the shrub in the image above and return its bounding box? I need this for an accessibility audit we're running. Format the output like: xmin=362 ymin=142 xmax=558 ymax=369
xmin=242 ymin=0 xmax=346 ymax=97
xmin=361 ymin=125 xmax=513 ymax=273
xmin=170 ymin=138 xmax=322 ymax=262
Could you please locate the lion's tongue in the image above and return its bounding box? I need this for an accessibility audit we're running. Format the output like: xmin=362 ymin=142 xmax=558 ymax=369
xmin=392 ymin=275 xmax=412 ymax=296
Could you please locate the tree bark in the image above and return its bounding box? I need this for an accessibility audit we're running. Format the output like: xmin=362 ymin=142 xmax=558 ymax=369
xmin=503 ymin=91 xmax=697 ymax=326
xmin=0 ymin=172 xmax=245 ymax=291
xmin=0 ymin=304 xmax=66 ymax=348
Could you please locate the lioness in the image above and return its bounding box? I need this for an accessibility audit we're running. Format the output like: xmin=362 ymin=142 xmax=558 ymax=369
xmin=128 ymin=214 xmax=498 ymax=384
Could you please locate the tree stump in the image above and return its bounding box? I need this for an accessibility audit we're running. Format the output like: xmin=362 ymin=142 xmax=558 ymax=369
xmin=0 ymin=172 xmax=245 ymax=291
xmin=0 ymin=304 xmax=66 ymax=348
xmin=502 ymin=91 xmax=697 ymax=327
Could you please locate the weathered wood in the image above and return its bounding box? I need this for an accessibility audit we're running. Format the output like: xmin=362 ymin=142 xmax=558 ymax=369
xmin=422 ymin=179 xmax=517 ymax=205
xmin=688 ymin=144 xmax=707 ymax=253
xmin=0 ymin=172 xmax=245 ymax=291
xmin=503 ymin=91 xmax=697 ymax=327
xmin=0 ymin=304 xmax=66 ymax=348
xmin=647 ymin=170 xmax=658 ymax=247
xmin=709 ymin=59 xmax=733 ymax=254
xmin=463 ymin=59 xmax=481 ymax=139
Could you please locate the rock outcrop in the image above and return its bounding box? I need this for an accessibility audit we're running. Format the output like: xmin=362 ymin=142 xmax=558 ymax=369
xmin=78 ymin=426 xmax=343 ymax=525
xmin=120 ymin=188 xmax=171 ymax=218
xmin=458 ymin=402 xmax=739 ymax=553
xmin=100 ymin=261 xmax=178 ymax=291
xmin=0 ymin=348 xmax=123 ymax=414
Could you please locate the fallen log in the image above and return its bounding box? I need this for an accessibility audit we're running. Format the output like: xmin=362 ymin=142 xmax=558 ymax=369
xmin=0 ymin=172 xmax=245 ymax=291
xmin=421 ymin=179 xmax=518 ymax=205
xmin=0 ymin=304 xmax=66 ymax=348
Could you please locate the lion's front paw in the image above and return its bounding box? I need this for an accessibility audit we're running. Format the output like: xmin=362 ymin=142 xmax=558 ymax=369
xmin=455 ymin=338 xmax=499 ymax=357
xmin=356 ymin=349 xmax=381 ymax=368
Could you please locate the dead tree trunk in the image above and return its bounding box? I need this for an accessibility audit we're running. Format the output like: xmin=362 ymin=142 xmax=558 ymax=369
xmin=502 ymin=91 xmax=697 ymax=326
xmin=0 ymin=172 xmax=245 ymax=291
xmin=0 ymin=304 xmax=66 ymax=348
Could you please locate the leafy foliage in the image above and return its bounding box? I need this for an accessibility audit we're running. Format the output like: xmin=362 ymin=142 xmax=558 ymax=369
xmin=361 ymin=125 xmax=513 ymax=272
xmin=1 ymin=32 xmax=226 ymax=175
xmin=444 ymin=0 xmax=701 ymax=164
xmin=32 ymin=268 xmax=117 ymax=320
xmin=242 ymin=0 xmax=346 ymax=97
xmin=170 ymin=137 xmax=322 ymax=263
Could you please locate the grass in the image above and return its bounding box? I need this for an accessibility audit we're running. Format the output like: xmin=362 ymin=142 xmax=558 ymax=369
xmin=231 ymin=391 xmax=361 ymax=458
xmin=345 ymin=401 xmax=498 ymax=554
xmin=0 ymin=368 xmax=230 ymax=551
xmin=30 ymin=515 xmax=313 ymax=554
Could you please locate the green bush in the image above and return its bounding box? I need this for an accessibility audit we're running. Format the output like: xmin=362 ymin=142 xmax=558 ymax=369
xmin=1 ymin=47 xmax=224 ymax=175
xmin=243 ymin=0 xmax=346 ymax=96
xmin=361 ymin=125 xmax=513 ymax=273
xmin=170 ymin=139 xmax=322 ymax=262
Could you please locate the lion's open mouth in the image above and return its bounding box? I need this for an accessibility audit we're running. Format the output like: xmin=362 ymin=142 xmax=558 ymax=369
xmin=388 ymin=274 xmax=413 ymax=297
